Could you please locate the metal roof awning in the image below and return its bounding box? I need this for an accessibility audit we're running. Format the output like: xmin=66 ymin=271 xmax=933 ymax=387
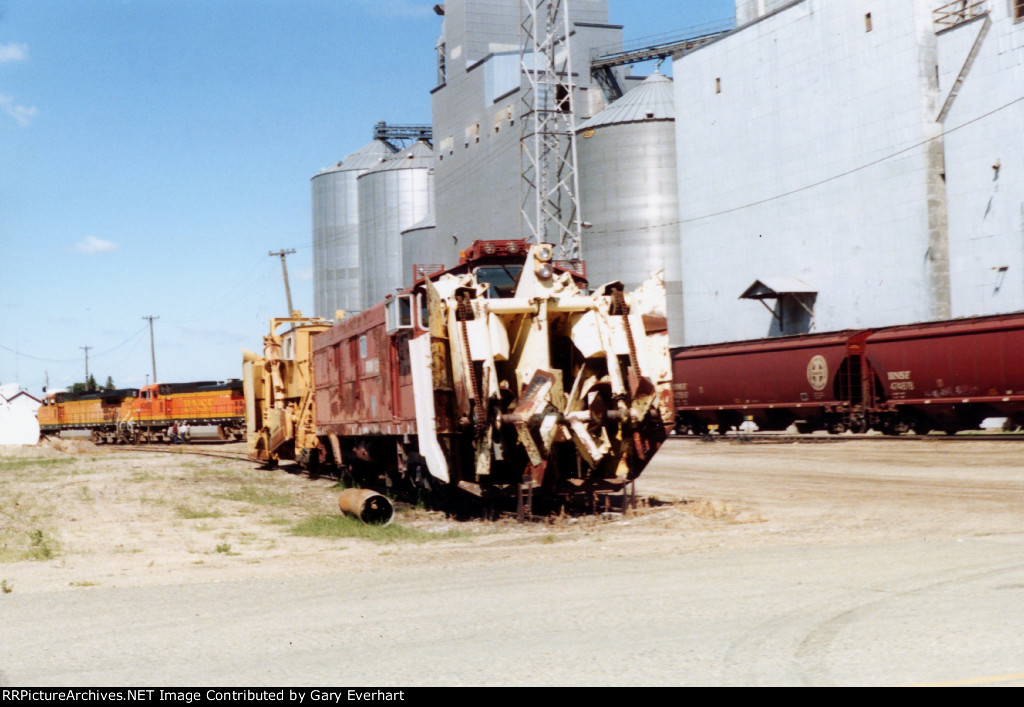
xmin=741 ymin=279 xmax=817 ymax=333
xmin=739 ymin=278 xmax=816 ymax=300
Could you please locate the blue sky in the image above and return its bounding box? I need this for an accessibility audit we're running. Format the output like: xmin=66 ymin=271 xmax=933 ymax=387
xmin=0 ymin=0 xmax=734 ymax=396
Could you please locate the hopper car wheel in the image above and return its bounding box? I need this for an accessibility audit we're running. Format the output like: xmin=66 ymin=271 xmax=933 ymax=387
xmin=336 ymin=465 xmax=355 ymax=488
xmin=911 ymin=421 xmax=932 ymax=435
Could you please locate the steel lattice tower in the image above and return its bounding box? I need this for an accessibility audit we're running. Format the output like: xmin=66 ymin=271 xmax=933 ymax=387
xmin=519 ymin=0 xmax=583 ymax=265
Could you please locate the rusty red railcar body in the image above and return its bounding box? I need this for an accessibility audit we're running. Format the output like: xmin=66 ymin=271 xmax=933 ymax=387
xmin=313 ymin=302 xmax=417 ymax=439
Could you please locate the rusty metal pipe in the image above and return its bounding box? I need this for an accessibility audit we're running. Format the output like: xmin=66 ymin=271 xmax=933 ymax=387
xmin=337 ymin=488 xmax=394 ymax=525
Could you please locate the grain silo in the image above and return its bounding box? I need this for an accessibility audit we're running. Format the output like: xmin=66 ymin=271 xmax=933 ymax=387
xmin=311 ymin=139 xmax=396 ymax=318
xmin=576 ymin=72 xmax=683 ymax=346
xmin=357 ymin=139 xmax=435 ymax=306
xmin=401 ymin=214 xmax=461 ymax=288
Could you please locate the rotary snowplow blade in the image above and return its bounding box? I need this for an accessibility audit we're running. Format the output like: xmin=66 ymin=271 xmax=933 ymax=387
xmin=419 ymin=243 xmax=673 ymax=496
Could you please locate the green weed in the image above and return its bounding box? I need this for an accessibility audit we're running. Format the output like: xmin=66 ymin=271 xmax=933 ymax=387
xmin=0 ymin=457 xmax=74 ymax=473
xmin=290 ymin=515 xmax=471 ymax=543
xmin=218 ymin=485 xmax=293 ymax=508
xmin=175 ymin=505 xmax=225 ymax=520
xmin=27 ymin=529 xmax=57 ymax=560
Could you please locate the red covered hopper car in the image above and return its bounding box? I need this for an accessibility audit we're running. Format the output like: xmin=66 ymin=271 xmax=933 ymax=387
xmin=672 ymin=312 xmax=1024 ymax=435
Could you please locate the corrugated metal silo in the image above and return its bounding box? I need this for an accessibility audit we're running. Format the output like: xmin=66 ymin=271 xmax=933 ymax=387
xmin=358 ymin=140 xmax=435 ymax=306
xmin=311 ymin=139 xmax=396 ymax=318
xmin=401 ymin=214 xmax=459 ymax=288
xmin=576 ymin=72 xmax=684 ymax=346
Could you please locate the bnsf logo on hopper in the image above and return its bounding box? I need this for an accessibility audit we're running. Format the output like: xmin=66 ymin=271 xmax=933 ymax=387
xmin=888 ymin=370 xmax=915 ymax=391
xmin=807 ymin=355 xmax=828 ymax=391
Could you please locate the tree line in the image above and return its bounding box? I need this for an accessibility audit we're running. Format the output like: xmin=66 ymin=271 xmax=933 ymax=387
xmin=68 ymin=375 xmax=116 ymax=394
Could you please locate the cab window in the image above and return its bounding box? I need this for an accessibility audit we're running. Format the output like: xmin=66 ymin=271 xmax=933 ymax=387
xmin=474 ymin=265 xmax=522 ymax=298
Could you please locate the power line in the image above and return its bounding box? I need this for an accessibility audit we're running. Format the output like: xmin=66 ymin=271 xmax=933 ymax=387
xmin=0 ymin=325 xmax=148 ymax=363
xmin=598 ymin=93 xmax=1024 ymax=237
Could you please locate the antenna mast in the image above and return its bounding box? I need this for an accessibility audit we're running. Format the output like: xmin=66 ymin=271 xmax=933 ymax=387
xmin=519 ymin=0 xmax=583 ymax=267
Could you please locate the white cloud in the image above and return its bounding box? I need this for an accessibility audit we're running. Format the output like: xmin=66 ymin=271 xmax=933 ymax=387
xmin=0 ymin=42 xmax=29 ymax=63
xmin=0 ymin=94 xmax=37 ymax=127
xmin=75 ymin=236 xmax=119 ymax=254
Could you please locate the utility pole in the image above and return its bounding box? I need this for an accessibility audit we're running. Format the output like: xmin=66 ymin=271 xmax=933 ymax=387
xmin=79 ymin=345 xmax=92 ymax=389
xmin=269 ymin=249 xmax=296 ymax=316
xmin=142 ymin=315 xmax=159 ymax=383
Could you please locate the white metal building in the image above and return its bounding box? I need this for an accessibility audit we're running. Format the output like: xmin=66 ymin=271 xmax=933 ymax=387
xmin=673 ymin=0 xmax=1024 ymax=344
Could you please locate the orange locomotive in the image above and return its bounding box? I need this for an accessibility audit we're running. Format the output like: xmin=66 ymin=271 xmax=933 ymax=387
xmin=38 ymin=380 xmax=245 ymax=444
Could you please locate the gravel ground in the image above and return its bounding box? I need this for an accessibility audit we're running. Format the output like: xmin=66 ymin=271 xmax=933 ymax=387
xmin=2 ymin=435 xmax=1023 ymax=595
xmin=3 ymin=435 xmax=1024 ymax=686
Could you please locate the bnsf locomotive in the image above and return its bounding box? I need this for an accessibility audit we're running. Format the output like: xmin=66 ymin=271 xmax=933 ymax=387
xmin=38 ymin=380 xmax=245 ymax=444
xmin=672 ymin=311 xmax=1024 ymax=435
xmin=244 ymin=240 xmax=674 ymax=511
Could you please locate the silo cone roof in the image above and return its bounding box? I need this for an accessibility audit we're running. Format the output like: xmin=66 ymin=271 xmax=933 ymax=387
xmin=364 ymin=139 xmax=433 ymax=174
xmin=316 ymin=138 xmax=397 ymax=176
xmin=401 ymin=214 xmax=436 ymax=235
xmin=577 ymin=72 xmax=675 ymax=130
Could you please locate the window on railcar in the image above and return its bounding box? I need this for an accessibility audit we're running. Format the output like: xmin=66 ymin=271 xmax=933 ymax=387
xmin=385 ymin=294 xmax=414 ymax=334
xmin=475 ymin=265 xmax=522 ymax=298
xmin=418 ymin=293 xmax=428 ymax=331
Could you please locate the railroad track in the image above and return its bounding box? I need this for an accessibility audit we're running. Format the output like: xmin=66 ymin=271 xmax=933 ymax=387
xmin=667 ymin=431 xmax=1024 ymax=444
xmin=46 ymin=437 xmax=253 ymax=463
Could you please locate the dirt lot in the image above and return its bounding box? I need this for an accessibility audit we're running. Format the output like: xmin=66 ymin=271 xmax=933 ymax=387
xmin=2 ymin=435 xmax=1024 ymax=596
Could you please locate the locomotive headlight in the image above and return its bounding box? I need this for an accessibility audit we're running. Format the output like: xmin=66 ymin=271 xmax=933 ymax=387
xmin=535 ymin=245 xmax=553 ymax=262
xmin=536 ymin=262 xmax=553 ymax=280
